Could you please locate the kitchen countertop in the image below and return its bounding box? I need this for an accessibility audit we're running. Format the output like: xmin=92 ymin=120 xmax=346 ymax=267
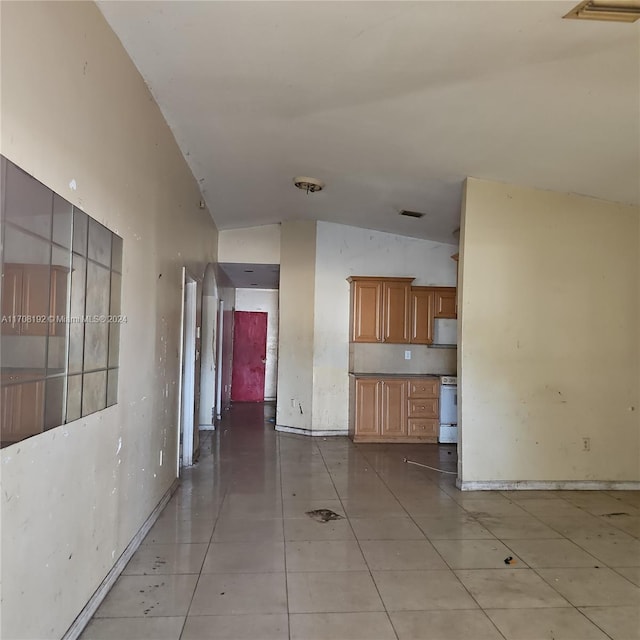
xmin=349 ymin=372 xmax=452 ymax=378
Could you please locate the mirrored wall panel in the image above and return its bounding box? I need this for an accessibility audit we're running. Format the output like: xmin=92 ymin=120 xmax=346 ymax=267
xmin=1 ymin=156 xmax=123 ymax=448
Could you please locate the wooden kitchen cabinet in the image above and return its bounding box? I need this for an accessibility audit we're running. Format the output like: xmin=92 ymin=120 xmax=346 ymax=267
xmin=350 ymin=279 xmax=383 ymax=343
xmin=410 ymin=287 xmax=435 ymax=345
xmin=0 ymin=263 xmax=69 ymax=336
xmin=434 ymin=287 xmax=457 ymax=319
xmin=380 ymin=378 xmax=407 ymax=437
xmin=1 ymin=379 xmax=45 ymax=445
xmin=382 ymin=280 xmax=411 ymax=343
xmin=351 ymin=375 xmax=439 ymax=443
xmin=1 ymin=264 xmax=23 ymax=335
xmin=406 ymin=376 xmax=439 ymax=441
xmin=348 ymin=277 xmax=413 ymax=343
xmin=349 ymin=276 xmax=456 ymax=342
xmin=353 ymin=377 xmax=381 ymax=437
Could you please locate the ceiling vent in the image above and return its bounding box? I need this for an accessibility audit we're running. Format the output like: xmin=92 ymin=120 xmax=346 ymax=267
xmin=399 ymin=210 xmax=426 ymax=219
xmin=564 ymin=0 xmax=640 ymax=22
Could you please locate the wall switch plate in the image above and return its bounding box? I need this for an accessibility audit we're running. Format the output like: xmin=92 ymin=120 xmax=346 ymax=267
xmin=404 ymin=350 xmax=411 ymax=360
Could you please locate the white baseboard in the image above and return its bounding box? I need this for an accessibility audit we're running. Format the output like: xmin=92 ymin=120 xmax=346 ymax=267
xmin=199 ymin=424 xmax=216 ymax=431
xmin=62 ymin=478 xmax=180 ymax=640
xmin=456 ymin=479 xmax=640 ymax=491
xmin=275 ymin=424 xmax=349 ymax=437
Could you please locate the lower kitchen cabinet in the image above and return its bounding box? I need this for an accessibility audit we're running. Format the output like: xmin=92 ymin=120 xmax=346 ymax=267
xmin=380 ymin=379 xmax=408 ymax=437
xmin=1 ymin=379 xmax=45 ymax=445
xmin=350 ymin=375 xmax=439 ymax=443
xmin=353 ymin=377 xmax=381 ymax=438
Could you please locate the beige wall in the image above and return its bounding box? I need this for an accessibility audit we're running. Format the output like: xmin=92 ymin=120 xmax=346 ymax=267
xmin=459 ymin=178 xmax=640 ymax=486
xmin=218 ymin=224 xmax=281 ymax=264
xmin=276 ymin=220 xmax=316 ymax=430
xmin=0 ymin=3 xmax=218 ymax=638
xmin=350 ymin=344 xmax=456 ymax=376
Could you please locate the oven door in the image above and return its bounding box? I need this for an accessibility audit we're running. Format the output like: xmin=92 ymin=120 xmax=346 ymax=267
xmin=439 ymin=384 xmax=457 ymax=426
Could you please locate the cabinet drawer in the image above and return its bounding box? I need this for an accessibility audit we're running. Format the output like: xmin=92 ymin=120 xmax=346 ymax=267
xmin=407 ymin=378 xmax=439 ymax=398
xmin=408 ymin=398 xmax=439 ymax=418
xmin=408 ymin=419 xmax=438 ymax=438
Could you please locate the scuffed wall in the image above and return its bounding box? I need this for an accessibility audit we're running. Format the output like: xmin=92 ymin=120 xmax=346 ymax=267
xmin=276 ymin=221 xmax=316 ymax=430
xmin=215 ymin=266 xmax=236 ymax=413
xmin=459 ymin=178 xmax=640 ymax=484
xmin=0 ymin=3 xmax=218 ymax=638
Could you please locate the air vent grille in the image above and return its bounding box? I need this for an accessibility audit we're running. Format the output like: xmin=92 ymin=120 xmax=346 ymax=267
xmin=399 ymin=210 xmax=426 ymax=219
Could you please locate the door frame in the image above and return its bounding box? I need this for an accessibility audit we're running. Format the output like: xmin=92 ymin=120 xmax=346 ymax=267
xmin=215 ymin=299 xmax=224 ymax=420
xmin=177 ymin=268 xmax=198 ymax=471
xmin=231 ymin=310 xmax=268 ymax=402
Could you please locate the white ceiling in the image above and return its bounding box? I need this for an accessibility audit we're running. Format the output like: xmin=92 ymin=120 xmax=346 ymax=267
xmin=98 ymin=1 xmax=639 ymax=244
xmin=219 ymin=263 xmax=280 ymax=289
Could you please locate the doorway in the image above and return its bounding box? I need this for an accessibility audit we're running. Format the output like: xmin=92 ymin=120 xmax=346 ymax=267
xmin=231 ymin=311 xmax=268 ymax=402
xmin=199 ymin=263 xmax=219 ymax=429
xmin=178 ymin=268 xmax=200 ymax=469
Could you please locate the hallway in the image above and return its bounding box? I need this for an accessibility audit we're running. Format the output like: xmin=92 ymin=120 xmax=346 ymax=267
xmin=81 ymin=404 xmax=640 ymax=640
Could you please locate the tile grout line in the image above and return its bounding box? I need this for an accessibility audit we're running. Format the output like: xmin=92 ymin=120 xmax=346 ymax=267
xmin=178 ymin=430 xmax=232 ymax=640
xmin=354 ymin=446 xmax=511 ymax=640
xmin=315 ymin=441 xmax=399 ymax=640
xmin=275 ymin=429 xmax=293 ymax=640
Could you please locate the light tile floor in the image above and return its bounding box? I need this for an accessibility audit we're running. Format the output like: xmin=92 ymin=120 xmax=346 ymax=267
xmin=81 ymin=403 xmax=640 ymax=640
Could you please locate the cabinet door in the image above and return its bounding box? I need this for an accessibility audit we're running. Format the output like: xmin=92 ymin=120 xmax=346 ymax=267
xmin=408 ymin=398 xmax=439 ymax=419
xmin=408 ymin=378 xmax=440 ymax=399
xmin=17 ymin=380 xmax=45 ymax=439
xmin=1 ymin=265 xmax=23 ymax=335
xmin=382 ymin=281 xmax=410 ymax=343
xmin=21 ymin=265 xmax=51 ymax=336
xmin=410 ymin=289 xmax=434 ymax=344
xmin=380 ymin=379 xmax=407 ymax=437
xmin=407 ymin=418 xmax=439 ymax=439
xmin=354 ymin=378 xmax=381 ymax=437
xmin=434 ymin=288 xmax=457 ymax=319
xmin=49 ymin=267 xmax=69 ymax=336
xmin=351 ymin=280 xmax=382 ymax=343
xmin=1 ymin=385 xmax=21 ymax=442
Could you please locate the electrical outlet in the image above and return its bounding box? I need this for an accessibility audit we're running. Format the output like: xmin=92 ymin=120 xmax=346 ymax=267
xmin=404 ymin=350 xmax=412 ymax=360
xmin=291 ymin=398 xmax=296 ymax=408
xmin=582 ymin=437 xmax=591 ymax=451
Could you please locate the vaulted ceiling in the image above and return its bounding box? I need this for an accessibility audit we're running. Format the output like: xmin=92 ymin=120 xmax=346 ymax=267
xmin=98 ymin=1 xmax=639 ymax=244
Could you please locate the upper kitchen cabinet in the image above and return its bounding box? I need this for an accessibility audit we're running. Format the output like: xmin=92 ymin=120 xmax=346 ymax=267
xmin=410 ymin=287 xmax=435 ymax=345
xmin=349 ymin=278 xmax=383 ymax=342
xmin=382 ymin=279 xmax=411 ymax=343
xmin=434 ymin=287 xmax=457 ymax=319
xmin=348 ymin=277 xmax=413 ymax=343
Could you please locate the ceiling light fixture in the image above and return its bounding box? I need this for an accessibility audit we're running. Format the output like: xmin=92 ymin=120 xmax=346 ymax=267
xmin=564 ymin=0 xmax=640 ymax=22
xmin=293 ymin=176 xmax=325 ymax=194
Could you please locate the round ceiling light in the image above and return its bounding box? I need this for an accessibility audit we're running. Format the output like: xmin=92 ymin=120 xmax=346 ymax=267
xmin=293 ymin=176 xmax=325 ymax=194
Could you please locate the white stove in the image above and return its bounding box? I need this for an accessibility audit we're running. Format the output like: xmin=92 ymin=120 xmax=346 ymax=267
xmin=439 ymin=376 xmax=458 ymax=444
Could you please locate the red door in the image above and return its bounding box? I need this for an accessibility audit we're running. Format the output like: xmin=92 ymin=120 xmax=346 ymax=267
xmin=231 ymin=311 xmax=268 ymax=402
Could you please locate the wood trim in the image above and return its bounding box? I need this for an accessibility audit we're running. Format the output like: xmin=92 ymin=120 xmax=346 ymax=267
xmin=347 ymin=276 xmax=414 ymax=283
xmin=353 ymin=434 xmax=437 ymax=443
